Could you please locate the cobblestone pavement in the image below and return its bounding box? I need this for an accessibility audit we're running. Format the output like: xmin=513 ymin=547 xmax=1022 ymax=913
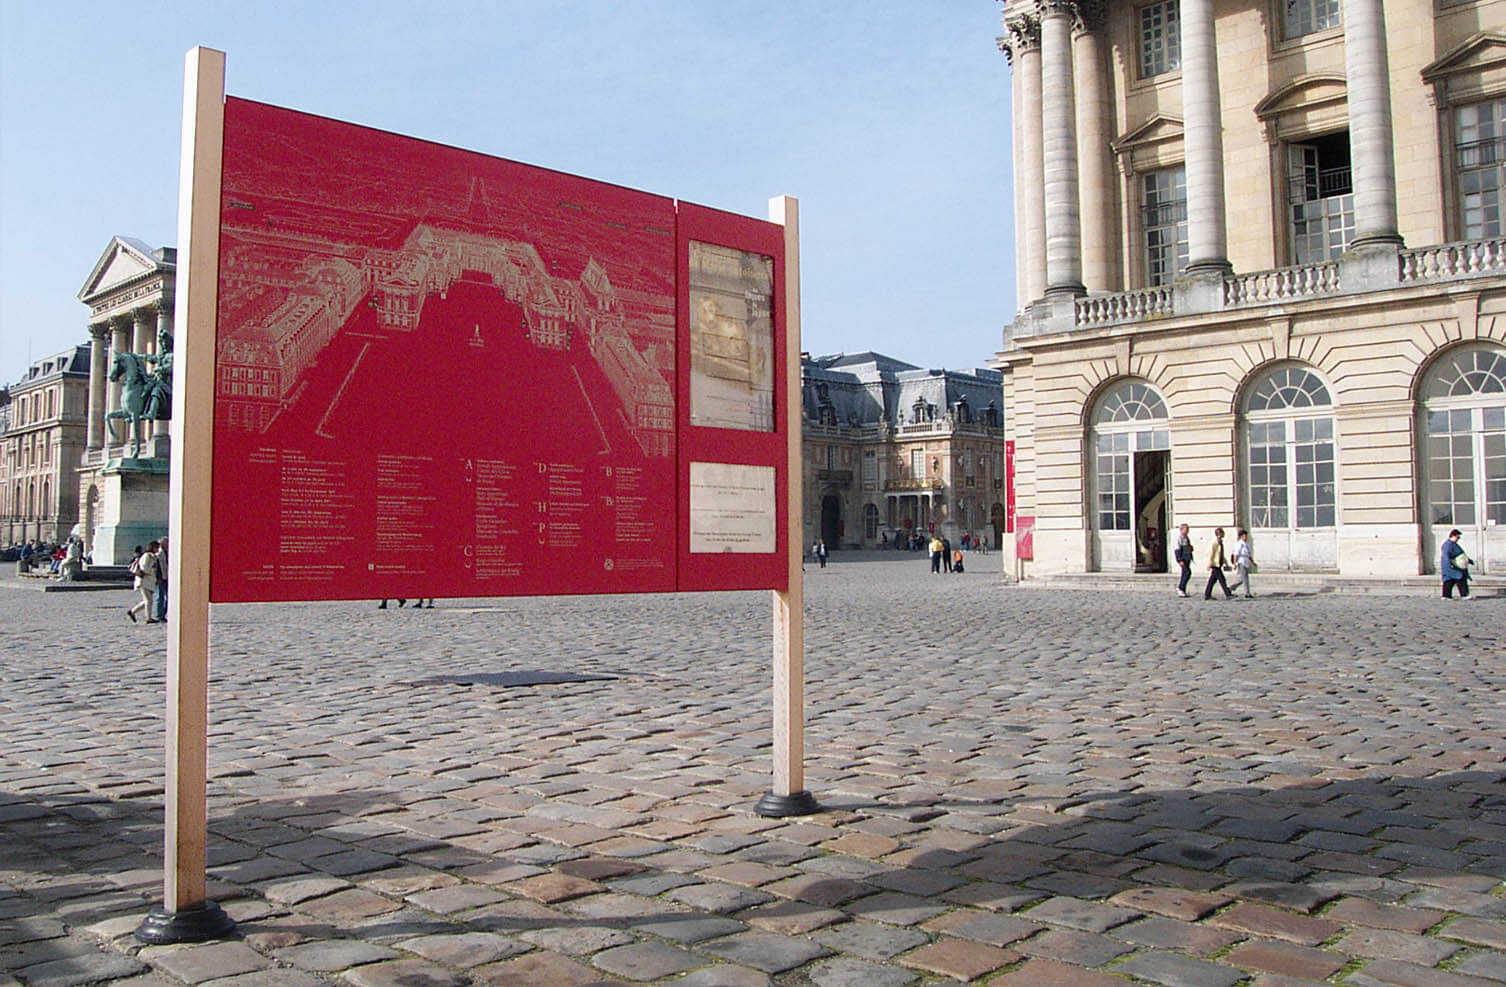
xmin=2 ymin=554 xmax=1504 ymax=986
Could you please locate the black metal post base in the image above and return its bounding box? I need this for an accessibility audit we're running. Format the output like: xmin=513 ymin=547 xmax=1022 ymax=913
xmin=134 ymin=901 xmax=236 ymax=944
xmin=754 ymin=790 xmax=821 ymax=817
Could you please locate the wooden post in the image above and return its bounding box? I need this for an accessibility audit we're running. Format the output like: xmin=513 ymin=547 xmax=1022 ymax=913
xmin=755 ymin=196 xmax=818 ymax=817
xmin=136 ymin=46 xmax=235 ymax=944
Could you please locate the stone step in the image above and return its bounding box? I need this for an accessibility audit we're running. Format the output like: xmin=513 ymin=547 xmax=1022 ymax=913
xmin=1024 ymin=570 xmax=1505 ymax=597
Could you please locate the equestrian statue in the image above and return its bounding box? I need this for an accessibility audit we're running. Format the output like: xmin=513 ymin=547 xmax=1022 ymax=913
xmin=106 ymin=327 xmax=173 ymax=459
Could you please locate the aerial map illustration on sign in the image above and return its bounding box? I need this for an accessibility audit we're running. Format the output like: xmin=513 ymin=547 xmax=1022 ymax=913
xmin=208 ymin=99 xmax=787 ymax=602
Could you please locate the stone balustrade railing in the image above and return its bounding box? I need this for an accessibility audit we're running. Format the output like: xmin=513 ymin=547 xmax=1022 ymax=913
xmin=1223 ymin=261 xmax=1340 ymax=306
xmin=1400 ymin=237 xmax=1506 ymax=282
xmin=1015 ymin=237 xmax=1506 ymax=342
xmin=1075 ymin=286 xmax=1174 ymax=327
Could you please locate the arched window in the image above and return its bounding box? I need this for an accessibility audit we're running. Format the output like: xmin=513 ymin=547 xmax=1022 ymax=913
xmin=1090 ymin=380 xmax=1170 ymax=531
xmin=1243 ymin=365 xmax=1336 ymax=530
xmin=1421 ymin=344 xmax=1506 ymax=530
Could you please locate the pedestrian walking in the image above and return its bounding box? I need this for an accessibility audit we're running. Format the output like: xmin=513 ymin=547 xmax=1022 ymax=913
xmin=127 ymin=540 xmax=163 ymax=623
xmin=1173 ymin=523 xmax=1193 ymax=597
xmin=929 ymin=534 xmax=943 ymax=573
xmin=942 ymin=536 xmax=953 ymax=572
xmin=816 ymin=539 xmax=828 ymax=568
xmin=1440 ymin=528 xmax=1473 ymax=599
xmin=1203 ymin=527 xmax=1233 ymax=601
xmin=153 ymin=537 xmax=170 ymax=622
xmin=1227 ymin=529 xmax=1255 ymax=598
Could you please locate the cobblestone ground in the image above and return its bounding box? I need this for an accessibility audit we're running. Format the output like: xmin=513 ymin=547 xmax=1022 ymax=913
xmin=2 ymin=555 xmax=1504 ymax=986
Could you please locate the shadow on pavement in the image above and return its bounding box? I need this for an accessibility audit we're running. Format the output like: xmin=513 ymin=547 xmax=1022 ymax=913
xmin=6 ymin=763 xmax=1505 ymax=984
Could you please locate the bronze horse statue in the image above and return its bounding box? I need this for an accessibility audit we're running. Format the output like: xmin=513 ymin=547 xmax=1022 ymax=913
xmin=106 ymin=351 xmax=153 ymax=458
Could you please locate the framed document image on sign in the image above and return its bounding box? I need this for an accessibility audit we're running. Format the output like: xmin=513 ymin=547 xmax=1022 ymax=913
xmin=688 ymin=241 xmax=774 ymax=432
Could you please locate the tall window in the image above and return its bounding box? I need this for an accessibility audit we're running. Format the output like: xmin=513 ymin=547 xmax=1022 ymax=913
xmin=1289 ymin=136 xmax=1353 ymax=264
xmin=1092 ymin=381 xmax=1170 ymax=531
xmin=1284 ymin=0 xmax=1340 ymax=39
xmin=1143 ymin=166 xmax=1188 ymax=286
xmin=864 ymin=503 xmax=880 ymax=540
xmin=1139 ymin=1 xmax=1180 ymax=78
xmin=1244 ymin=366 xmax=1336 ymax=529
xmin=1457 ymin=98 xmax=1506 ymax=239
xmin=911 ymin=449 xmax=926 ymax=480
xmin=1422 ymin=345 xmax=1506 ymax=527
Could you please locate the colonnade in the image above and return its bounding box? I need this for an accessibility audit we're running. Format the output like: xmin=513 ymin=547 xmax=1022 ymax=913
xmin=85 ymin=302 xmax=171 ymax=458
xmin=999 ymin=0 xmax=1401 ymax=308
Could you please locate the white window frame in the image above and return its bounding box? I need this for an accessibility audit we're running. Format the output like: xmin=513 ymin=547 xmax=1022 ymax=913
xmin=1243 ymin=366 xmax=1337 ymax=531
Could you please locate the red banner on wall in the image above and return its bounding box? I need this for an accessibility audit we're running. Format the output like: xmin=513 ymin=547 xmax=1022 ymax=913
xmin=208 ymin=99 xmax=787 ymax=602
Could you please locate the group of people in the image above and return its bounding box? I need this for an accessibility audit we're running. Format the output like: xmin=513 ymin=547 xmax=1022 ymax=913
xmin=1171 ymin=524 xmax=1255 ymax=600
xmin=928 ymin=534 xmax=965 ymax=574
xmin=126 ymin=538 xmax=169 ymax=624
xmin=12 ymin=537 xmax=88 ymax=580
xmin=1171 ymin=524 xmax=1482 ymax=600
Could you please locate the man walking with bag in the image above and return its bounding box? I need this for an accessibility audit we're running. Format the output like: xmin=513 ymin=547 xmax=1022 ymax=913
xmin=1204 ymin=527 xmax=1233 ymax=601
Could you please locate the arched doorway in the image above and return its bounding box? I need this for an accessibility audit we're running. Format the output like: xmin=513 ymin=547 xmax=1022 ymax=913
xmin=1418 ymin=343 xmax=1505 ymax=574
xmin=1089 ymin=379 xmax=1171 ymax=571
xmin=820 ymin=495 xmax=842 ymax=550
xmin=1239 ymin=364 xmax=1337 ymax=570
xmin=990 ymin=502 xmax=1005 ymax=550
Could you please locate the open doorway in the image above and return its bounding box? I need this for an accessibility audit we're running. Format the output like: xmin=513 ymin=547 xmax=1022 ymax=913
xmin=820 ymin=495 xmax=842 ymax=550
xmin=1134 ymin=449 xmax=1169 ymax=572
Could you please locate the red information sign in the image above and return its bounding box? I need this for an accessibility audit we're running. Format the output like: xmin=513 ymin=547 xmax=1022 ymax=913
xmin=208 ymin=99 xmax=787 ymax=602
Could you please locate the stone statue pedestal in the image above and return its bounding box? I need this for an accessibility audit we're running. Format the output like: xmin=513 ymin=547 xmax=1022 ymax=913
xmin=91 ymin=458 xmax=170 ymax=566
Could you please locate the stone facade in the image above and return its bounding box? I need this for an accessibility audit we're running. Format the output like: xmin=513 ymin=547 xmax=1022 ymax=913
xmin=1 ymin=346 xmax=90 ymax=546
xmin=801 ymin=353 xmax=1007 ymax=551
xmin=995 ymin=0 xmax=1506 ymax=579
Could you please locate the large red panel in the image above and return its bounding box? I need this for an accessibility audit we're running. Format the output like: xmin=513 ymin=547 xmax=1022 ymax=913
xmin=210 ymin=99 xmax=681 ymax=602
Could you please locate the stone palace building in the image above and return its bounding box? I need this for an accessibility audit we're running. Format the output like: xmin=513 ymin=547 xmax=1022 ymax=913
xmin=0 ymin=237 xmax=176 ymax=561
xmin=1 ymin=345 xmax=90 ymax=547
xmin=801 ymin=353 xmax=1007 ymax=551
xmin=994 ymin=0 xmax=1505 ymax=579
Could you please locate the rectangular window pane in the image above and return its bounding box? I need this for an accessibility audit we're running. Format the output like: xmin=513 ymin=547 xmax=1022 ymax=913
xmin=1456 ymin=98 xmax=1506 ymax=239
xmin=1140 ymin=1 xmax=1181 ymax=77
xmin=1285 ymin=0 xmax=1340 ymax=38
xmin=1143 ymin=165 xmax=1188 ymax=286
xmin=1292 ymin=416 xmax=1336 ymax=528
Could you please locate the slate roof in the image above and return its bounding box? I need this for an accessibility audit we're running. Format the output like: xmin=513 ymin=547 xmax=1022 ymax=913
xmin=802 ymin=352 xmax=1002 ymax=427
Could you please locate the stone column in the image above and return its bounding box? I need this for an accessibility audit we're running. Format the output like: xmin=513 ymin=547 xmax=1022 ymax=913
xmin=1073 ymin=7 xmax=1115 ymax=293
xmin=132 ymin=307 xmax=154 ymax=354
xmin=1003 ymin=14 xmax=1046 ymax=308
xmin=1041 ymin=0 xmax=1084 ymax=297
xmin=1343 ymin=0 xmax=1401 ymax=247
xmin=1179 ymin=0 xmax=1231 ymax=274
xmin=108 ymin=317 xmax=130 ymax=430
xmin=86 ymin=324 xmax=109 ymax=451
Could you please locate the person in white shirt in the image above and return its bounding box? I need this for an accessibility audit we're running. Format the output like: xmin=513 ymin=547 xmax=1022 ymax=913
xmin=1227 ymin=529 xmax=1254 ymax=599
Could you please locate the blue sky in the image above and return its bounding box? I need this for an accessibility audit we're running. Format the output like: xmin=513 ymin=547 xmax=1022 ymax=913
xmin=0 ymin=1 xmax=1015 ymax=388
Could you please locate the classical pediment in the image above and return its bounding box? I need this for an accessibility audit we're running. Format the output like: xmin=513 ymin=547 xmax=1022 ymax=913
xmin=1253 ymin=74 xmax=1348 ymax=122
xmin=1111 ymin=114 xmax=1184 ymax=154
xmin=78 ymin=236 xmax=171 ymax=303
xmin=1421 ymin=31 xmax=1506 ymax=84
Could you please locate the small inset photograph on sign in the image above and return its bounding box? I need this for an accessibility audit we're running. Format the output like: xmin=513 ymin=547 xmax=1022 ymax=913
xmin=689 ymin=462 xmax=776 ymax=553
xmin=688 ymin=241 xmax=774 ymax=432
